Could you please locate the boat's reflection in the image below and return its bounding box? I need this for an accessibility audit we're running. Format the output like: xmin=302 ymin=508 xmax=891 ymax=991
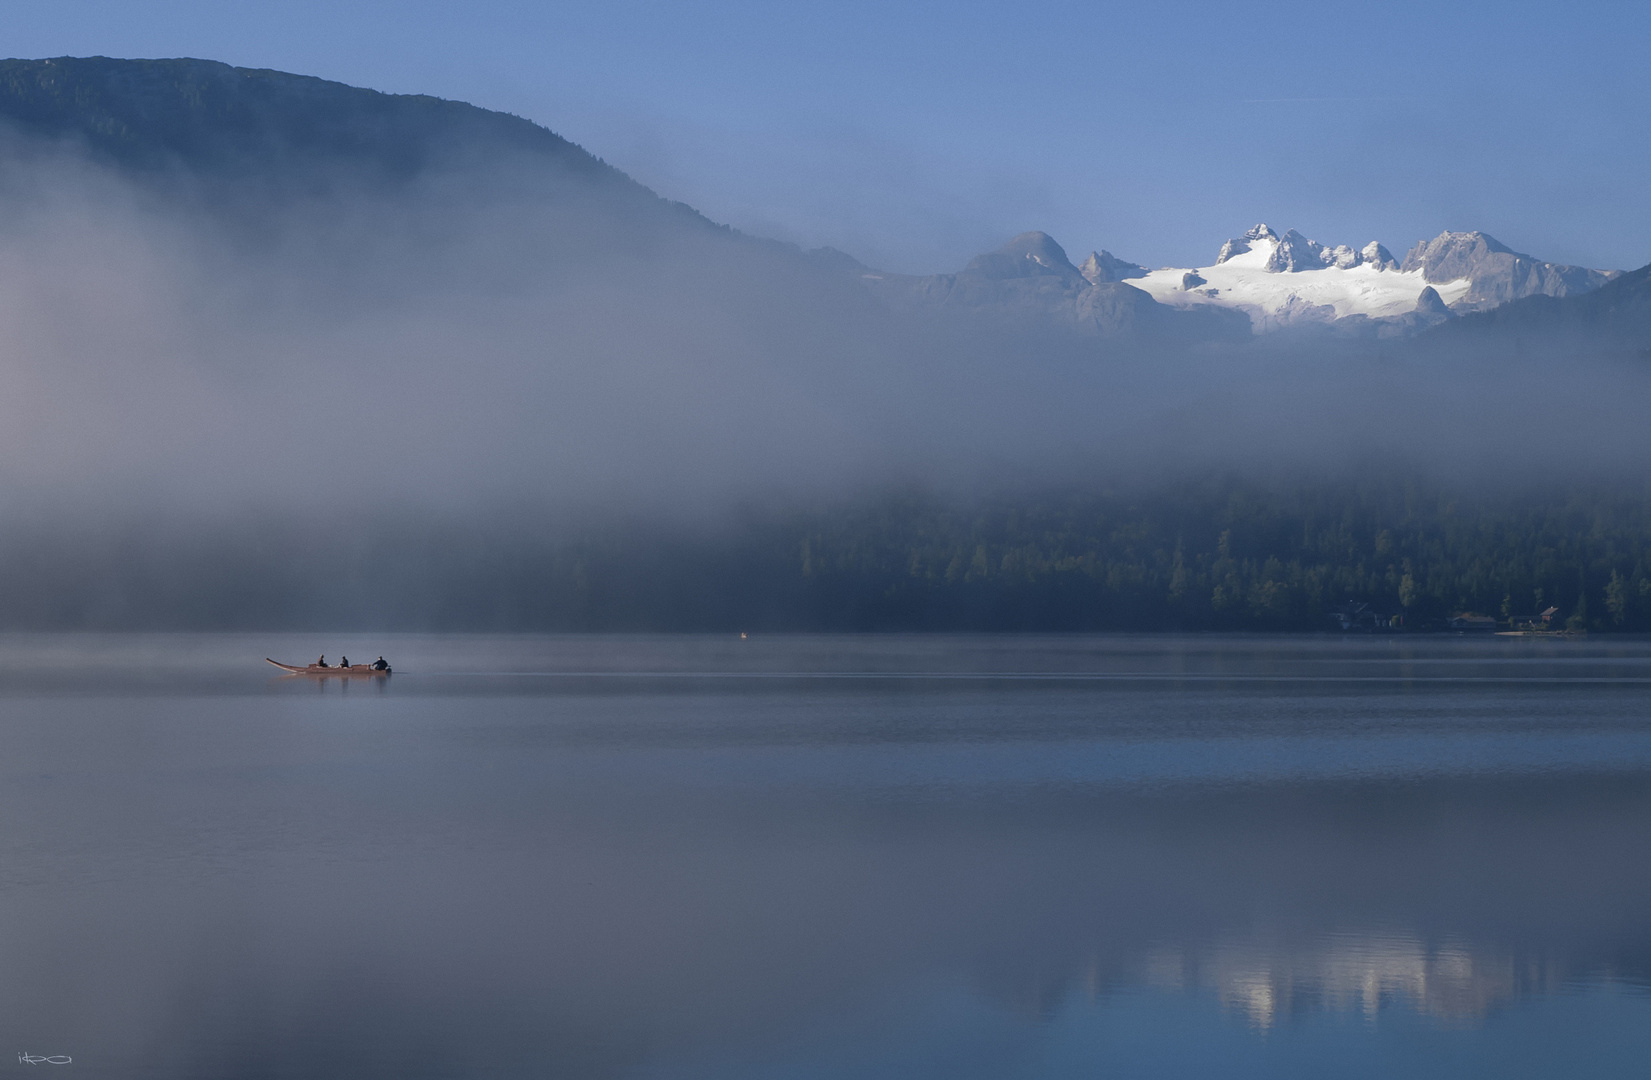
xmin=268 ymin=672 xmax=392 ymax=693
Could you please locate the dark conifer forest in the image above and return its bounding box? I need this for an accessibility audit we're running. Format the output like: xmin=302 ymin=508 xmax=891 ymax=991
xmin=514 ymin=478 xmax=1651 ymax=633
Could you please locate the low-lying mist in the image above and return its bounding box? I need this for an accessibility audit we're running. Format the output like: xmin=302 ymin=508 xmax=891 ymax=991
xmin=0 ymin=124 xmax=1647 ymax=628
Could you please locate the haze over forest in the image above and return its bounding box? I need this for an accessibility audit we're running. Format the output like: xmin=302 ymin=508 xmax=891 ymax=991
xmin=2 ymin=56 xmax=1650 ymax=630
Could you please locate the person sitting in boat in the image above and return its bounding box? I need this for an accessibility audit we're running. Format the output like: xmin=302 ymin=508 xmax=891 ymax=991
xmin=371 ymin=657 xmax=388 ymax=671
xmin=340 ymin=656 xmax=350 ymax=668
xmin=315 ymin=655 xmax=329 ymax=668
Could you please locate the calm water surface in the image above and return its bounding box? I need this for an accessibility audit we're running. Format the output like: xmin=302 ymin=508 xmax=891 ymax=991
xmin=0 ymin=633 xmax=1648 ymax=1077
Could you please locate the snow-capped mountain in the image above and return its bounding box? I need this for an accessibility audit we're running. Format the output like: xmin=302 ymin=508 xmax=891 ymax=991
xmin=1126 ymin=224 xmax=1450 ymax=330
xmin=851 ymin=224 xmax=1621 ymax=341
xmin=1121 ymin=224 xmax=1617 ymax=331
xmin=858 ymin=231 xmax=1250 ymax=341
xmin=1211 ymin=225 xmax=1396 ymax=273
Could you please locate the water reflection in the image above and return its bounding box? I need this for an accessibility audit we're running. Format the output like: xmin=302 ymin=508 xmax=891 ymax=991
xmin=0 ymin=634 xmax=1646 ymax=1078
xmin=1137 ymin=934 xmax=1551 ymax=1027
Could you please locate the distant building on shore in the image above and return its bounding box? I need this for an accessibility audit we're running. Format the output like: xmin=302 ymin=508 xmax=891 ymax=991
xmin=1511 ymin=605 xmax=1561 ymax=631
xmin=1330 ymin=602 xmax=1403 ymax=632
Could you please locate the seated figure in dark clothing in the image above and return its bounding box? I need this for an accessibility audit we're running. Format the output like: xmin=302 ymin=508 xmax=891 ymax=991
xmin=372 ymin=657 xmax=389 ymax=671
xmin=316 ymin=655 xmax=329 ymax=668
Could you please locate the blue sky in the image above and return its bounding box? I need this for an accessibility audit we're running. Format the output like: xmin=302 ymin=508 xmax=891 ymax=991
xmin=3 ymin=0 xmax=1648 ymax=273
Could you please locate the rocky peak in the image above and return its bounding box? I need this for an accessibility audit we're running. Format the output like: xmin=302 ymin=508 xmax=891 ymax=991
xmin=964 ymin=231 xmax=1085 ymax=283
xmin=1217 ymin=225 xmax=1398 ymax=274
xmin=1321 ymin=244 xmax=1361 ymax=270
xmin=1078 ymin=249 xmax=1149 ymax=284
xmin=1399 ymin=230 xmax=1619 ymax=309
xmin=1265 ymin=229 xmax=1328 ymax=272
xmin=1361 ymin=241 xmax=1398 ymax=271
xmin=1413 ymin=286 xmax=1452 ymax=317
xmin=1400 ymin=231 xmax=1516 ymax=282
xmin=1215 ymin=223 xmax=1281 ymax=264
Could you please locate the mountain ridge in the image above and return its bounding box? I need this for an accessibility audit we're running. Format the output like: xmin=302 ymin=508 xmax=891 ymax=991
xmin=863 ymin=222 xmax=1626 ymax=339
xmin=858 ymin=231 xmax=1251 ymax=341
xmin=0 ymin=53 xmax=749 ymax=253
xmin=0 ymin=55 xmax=609 ymax=180
xmin=1422 ymin=260 xmax=1651 ymax=353
xmin=1400 ymin=230 xmax=1618 ymax=310
xmin=0 ymin=56 xmax=1636 ymax=352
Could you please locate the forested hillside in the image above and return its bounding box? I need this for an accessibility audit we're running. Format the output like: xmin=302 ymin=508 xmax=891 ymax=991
xmin=765 ymin=479 xmax=1651 ymax=632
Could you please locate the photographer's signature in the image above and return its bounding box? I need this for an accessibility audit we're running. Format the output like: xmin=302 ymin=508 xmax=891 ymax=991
xmin=16 ymin=1053 xmax=69 ymax=1066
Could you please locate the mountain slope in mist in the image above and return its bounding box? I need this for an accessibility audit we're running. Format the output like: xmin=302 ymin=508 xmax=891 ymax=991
xmin=0 ymin=56 xmax=972 ymax=512
xmin=1423 ymin=261 xmax=1651 ymax=357
xmin=1 ymin=54 xmax=1333 ymax=520
xmin=0 ymin=55 xmax=635 ymax=192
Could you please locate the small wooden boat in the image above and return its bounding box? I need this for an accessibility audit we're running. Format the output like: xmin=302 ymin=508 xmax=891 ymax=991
xmin=266 ymin=659 xmax=391 ymax=676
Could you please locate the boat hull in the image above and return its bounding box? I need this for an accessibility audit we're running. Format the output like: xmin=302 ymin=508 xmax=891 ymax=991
xmin=266 ymin=659 xmax=391 ymax=676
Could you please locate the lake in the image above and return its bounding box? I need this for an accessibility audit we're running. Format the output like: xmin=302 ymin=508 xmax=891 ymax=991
xmin=0 ymin=633 xmax=1647 ymax=1078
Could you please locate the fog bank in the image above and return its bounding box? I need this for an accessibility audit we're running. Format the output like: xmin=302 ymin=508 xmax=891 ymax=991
xmin=0 ymin=120 xmax=1645 ymax=625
